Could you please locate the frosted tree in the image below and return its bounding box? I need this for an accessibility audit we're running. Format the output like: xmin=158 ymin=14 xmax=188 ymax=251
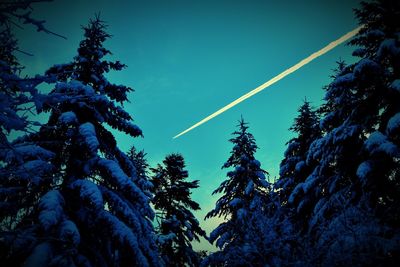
xmin=203 ymin=118 xmax=272 ymax=266
xmin=276 ymin=99 xmax=320 ymax=206
xmin=265 ymin=100 xmax=321 ymax=265
xmin=0 ymin=2 xmax=63 ymax=215
xmin=1 ymin=16 xmax=161 ymax=267
xmin=287 ymin=1 xmax=400 ymax=265
xmin=348 ymin=1 xmax=400 ymax=264
xmin=151 ymin=153 xmax=207 ymax=267
xmin=127 ymin=146 xmax=153 ymax=197
xmin=0 ymin=27 xmax=29 ymax=139
xmin=0 ymin=0 xmax=63 ymax=145
xmin=350 ymin=0 xmax=400 ymax=223
xmin=0 ymin=2 xmax=66 ymax=264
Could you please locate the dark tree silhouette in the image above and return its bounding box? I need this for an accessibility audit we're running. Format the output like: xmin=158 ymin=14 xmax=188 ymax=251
xmin=151 ymin=153 xmax=207 ymax=267
xmin=1 ymin=16 xmax=161 ymax=267
xmin=204 ymin=118 xmax=272 ymax=266
xmin=281 ymin=1 xmax=400 ymax=265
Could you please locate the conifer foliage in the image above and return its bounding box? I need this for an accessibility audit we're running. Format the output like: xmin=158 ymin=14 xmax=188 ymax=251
xmin=1 ymin=16 xmax=161 ymax=267
xmin=273 ymin=1 xmax=400 ymax=265
xmin=1 ymin=0 xmax=400 ymax=266
xmin=151 ymin=153 xmax=207 ymax=267
xmin=204 ymin=118 xmax=271 ymax=266
xmin=0 ymin=0 xmax=61 ymax=146
xmin=276 ymin=100 xmax=320 ymax=206
xmin=127 ymin=146 xmax=153 ymax=198
xmin=266 ymin=100 xmax=321 ymax=265
xmin=0 ymin=20 xmax=54 ymax=238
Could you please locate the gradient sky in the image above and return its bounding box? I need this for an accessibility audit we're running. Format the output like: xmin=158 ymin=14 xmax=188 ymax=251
xmin=15 ymin=0 xmax=361 ymax=251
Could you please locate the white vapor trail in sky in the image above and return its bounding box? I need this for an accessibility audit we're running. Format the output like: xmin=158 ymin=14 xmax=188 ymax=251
xmin=173 ymin=26 xmax=362 ymax=139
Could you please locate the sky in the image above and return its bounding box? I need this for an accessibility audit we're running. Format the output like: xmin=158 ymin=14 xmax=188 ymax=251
xmin=15 ymin=0 xmax=361 ymax=252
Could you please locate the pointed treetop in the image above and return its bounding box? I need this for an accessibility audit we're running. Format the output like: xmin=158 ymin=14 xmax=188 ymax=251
xmin=237 ymin=115 xmax=249 ymax=132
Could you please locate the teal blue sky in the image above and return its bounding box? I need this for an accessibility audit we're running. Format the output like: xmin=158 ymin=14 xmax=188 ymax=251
xmin=16 ymin=0 xmax=360 ymax=251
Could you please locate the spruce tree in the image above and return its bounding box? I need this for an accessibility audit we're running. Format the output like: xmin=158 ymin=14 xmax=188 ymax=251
xmin=283 ymin=60 xmax=363 ymax=247
xmin=350 ymin=0 xmax=400 ymax=225
xmin=127 ymin=146 xmax=153 ymax=197
xmin=276 ymin=99 xmax=320 ymax=206
xmin=0 ymin=2 xmax=65 ymax=264
xmin=267 ymin=100 xmax=320 ymax=265
xmin=203 ymin=118 xmax=271 ymax=266
xmin=0 ymin=27 xmax=30 ymax=139
xmin=287 ymin=1 xmax=400 ymax=265
xmin=151 ymin=153 xmax=207 ymax=267
xmin=0 ymin=0 xmax=63 ymax=145
xmin=1 ymin=16 xmax=161 ymax=266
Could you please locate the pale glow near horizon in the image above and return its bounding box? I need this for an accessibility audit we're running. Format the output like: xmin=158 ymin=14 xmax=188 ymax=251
xmin=173 ymin=26 xmax=362 ymax=139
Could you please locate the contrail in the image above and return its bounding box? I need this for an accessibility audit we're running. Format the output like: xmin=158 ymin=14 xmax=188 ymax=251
xmin=173 ymin=26 xmax=362 ymax=139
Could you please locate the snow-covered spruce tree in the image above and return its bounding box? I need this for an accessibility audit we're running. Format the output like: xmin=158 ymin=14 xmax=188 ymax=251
xmin=286 ymin=61 xmax=361 ymax=236
xmin=203 ymin=118 xmax=272 ymax=266
xmin=267 ymin=100 xmax=320 ymax=265
xmin=350 ymin=0 xmax=400 ymax=225
xmin=0 ymin=0 xmax=63 ymax=145
xmin=0 ymin=2 xmax=66 ymax=263
xmin=1 ymin=16 xmax=161 ymax=266
xmin=127 ymin=146 xmax=154 ymax=198
xmin=288 ymin=1 xmax=400 ymax=265
xmin=276 ymin=99 xmax=320 ymax=206
xmin=0 ymin=27 xmax=30 ymax=141
xmin=151 ymin=153 xmax=207 ymax=267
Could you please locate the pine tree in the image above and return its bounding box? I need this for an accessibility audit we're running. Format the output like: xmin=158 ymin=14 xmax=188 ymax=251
xmin=276 ymin=99 xmax=320 ymax=206
xmin=0 ymin=2 xmax=66 ymax=264
xmin=151 ymin=153 xmax=207 ymax=267
xmin=0 ymin=0 xmax=62 ymax=145
xmin=0 ymin=27 xmax=28 ymax=140
xmin=286 ymin=1 xmax=400 ymax=265
xmin=127 ymin=146 xmax=153 ymax=197
xmin=266 ymin=100 xmax=321 ymax=265
xmin=350 ymin=0 xmax=400 ymax=225
xmin=203 ymin=118 xmax=272 ymax=266
xmin=1 ymin=16 xmax=161 ymax=266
